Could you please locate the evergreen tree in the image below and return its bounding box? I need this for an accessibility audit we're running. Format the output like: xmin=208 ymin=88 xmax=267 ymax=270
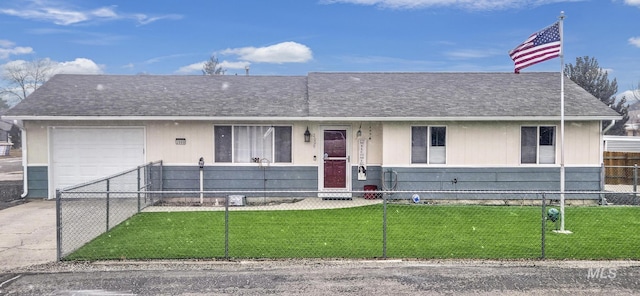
xmin=564 ymin=56 xmax=628 ymax=135
xmin=202 ymin=55 xmax=224 ymax=75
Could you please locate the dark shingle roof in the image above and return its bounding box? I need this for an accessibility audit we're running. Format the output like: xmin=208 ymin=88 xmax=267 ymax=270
xmin=307 ymin=72 xmax=619 ymax=118
xmin=3 ymin=72 xmax=620 ymax=120
xmin=5 ymin=74 xmax=309 ymax=117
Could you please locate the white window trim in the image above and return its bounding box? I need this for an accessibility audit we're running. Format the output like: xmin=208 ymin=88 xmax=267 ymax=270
xmin=520 ymin=125 xmax=557 ymax=165
xmin=213 ymin=124 xmax=293 ymax=164
xmin=411 ymin=125 xmax=447 ymax=165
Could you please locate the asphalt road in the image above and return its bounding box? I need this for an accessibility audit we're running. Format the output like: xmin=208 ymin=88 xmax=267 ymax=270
xmin=0 ymin=154 xmax=24 ymax=210
xmin=0 ymin=157 xmax=21 ymax=175
xmin=1 ymin=260 xmax=639 ymax=295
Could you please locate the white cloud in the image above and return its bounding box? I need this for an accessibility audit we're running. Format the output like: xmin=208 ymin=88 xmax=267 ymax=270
xmin=134 ymin=14 xmax=183 ymax=25
xmin=0 ymin=40 xmax=15 ymax=48
xmin=0 ymin=47 xmax=33 ymax=59
xmin=0 ymin=7 xmax=87 ymax=25
xmin=0 ymin=1 xmax=182 ymax=25
xmin=625 ymin=0 xmax=640 ymax=7
xmin=175 ymin=60 xmax=252 ymax=74
xmin=221 ymin=42 xmax=313 ymax=64
xmin=321 ymin=0 xmax=579 ymax=10
xmin=176 ymin=61 xmax=251 ymax=74
xmin=2 ymin=58 xmax=103 ymax=75
xmin=176 ymin=42 xmax=312 ymax=74
xmin=0 ymin=40 xmax=34 ymax=59
xmin=219 ymin=61 xmax=251 ymax=69
xmin=629 ymin=37 xmax=640 ymax=48
xmin=91 ymin=6 xmax=118 ymax=18
xmin=54 ymin=58 xmax=103 ymax=74
xmin=176 ymin=62 xmax=205 ymax=74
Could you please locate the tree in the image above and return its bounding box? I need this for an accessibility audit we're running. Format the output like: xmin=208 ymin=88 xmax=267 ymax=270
xmin=632 ymin=81 xmax=640 ymax=102
xmin=0 ymin=58 xmax=53 ymax=149
xmin=202 ymin=55 xmax=224 ymax=75
xmin=0 ymin=58 xmax=54 ymax=101
xmin=0 ymin=97 xmax=8 ymax=111
xmin=564 ymin=56 xmax=628 ymax=135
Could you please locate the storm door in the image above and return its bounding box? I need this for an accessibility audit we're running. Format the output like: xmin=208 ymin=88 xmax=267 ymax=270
xmin=320 ymin=128 xmax=351 ymax=198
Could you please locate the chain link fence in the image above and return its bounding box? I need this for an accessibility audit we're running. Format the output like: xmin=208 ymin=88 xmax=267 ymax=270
xmin=57 ymin=186 xmax=640 ymax=261
xmin=604 ymin=164 xmax=640 ymax=205
xmin=56 ymin=161 xmax=163 ymax=260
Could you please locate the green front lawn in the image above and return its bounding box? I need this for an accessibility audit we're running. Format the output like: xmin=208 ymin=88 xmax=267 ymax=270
xmin=66 ymin=205 xmax=640 ymax=260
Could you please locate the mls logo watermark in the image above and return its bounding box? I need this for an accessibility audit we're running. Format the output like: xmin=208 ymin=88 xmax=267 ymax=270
xmin=587 ymin=267 xmax=617 ymax=280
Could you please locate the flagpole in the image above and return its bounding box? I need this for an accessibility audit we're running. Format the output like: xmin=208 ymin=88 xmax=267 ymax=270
xmin=557 ymin=11 xmax=571 ymax=234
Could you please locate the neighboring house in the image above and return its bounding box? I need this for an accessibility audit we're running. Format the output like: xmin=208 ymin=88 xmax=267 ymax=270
xmin=1 ymin=72 xmax=620 ymax=200
xmin=0 ymin=119 xmax=13 ymax=156
xmin=603 ymin=135 xmax=640 ymax=152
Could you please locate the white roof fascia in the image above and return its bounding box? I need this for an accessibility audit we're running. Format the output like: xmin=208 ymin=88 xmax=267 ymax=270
xmin=1 ymin=115 xmax=621 ymax=122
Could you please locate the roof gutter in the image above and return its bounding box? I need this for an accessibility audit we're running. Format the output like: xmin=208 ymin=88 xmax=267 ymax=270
xmin=603 ymin=120 xmax=616 ymax=134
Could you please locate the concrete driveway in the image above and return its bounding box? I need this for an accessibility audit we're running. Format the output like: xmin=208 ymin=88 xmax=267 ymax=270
xmin=0 ymin=200 xmax=56 ymax=272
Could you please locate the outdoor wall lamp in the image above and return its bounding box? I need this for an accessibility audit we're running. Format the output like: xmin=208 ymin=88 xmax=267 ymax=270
xmin=304 ymin=127 xmax=311 ymax=142
xmin=198 ymin=157 xmax=204 ymax=169
xmin=357 ymin=124 xmax=362 ymax=138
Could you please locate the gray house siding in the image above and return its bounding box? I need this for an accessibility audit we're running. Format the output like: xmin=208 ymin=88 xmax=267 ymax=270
xmin=375 ymin=167 xmax=602 ymax=200
xmin=26 ymin=165 xmax=602 ymax=200
xmin=26 ymin=166 xmax=48 ymax=198
xmin=162 ymin=166 xmax=318 ymax=197
xmin=351 ymin=165 xmax=382 ymax=195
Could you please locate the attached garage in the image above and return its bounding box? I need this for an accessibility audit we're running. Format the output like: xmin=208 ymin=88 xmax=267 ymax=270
xmin=49 ymin=127 xmax=145 ymax=198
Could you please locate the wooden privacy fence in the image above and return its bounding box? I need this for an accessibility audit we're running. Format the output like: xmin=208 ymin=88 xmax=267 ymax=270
xmin=604 ymin=151 xmax=640 ymax=185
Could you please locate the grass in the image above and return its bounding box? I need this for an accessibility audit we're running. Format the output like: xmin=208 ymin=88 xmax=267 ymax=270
xmin=66 ymin=204 xmax=640 ymax=261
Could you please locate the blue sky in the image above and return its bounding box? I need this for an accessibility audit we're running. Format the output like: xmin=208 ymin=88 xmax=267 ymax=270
xmin=1 ymin=0 xmax=639 ymax=101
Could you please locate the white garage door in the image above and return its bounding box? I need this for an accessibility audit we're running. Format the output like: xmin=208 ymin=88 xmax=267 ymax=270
xmin=50 ymin=127 xmax=145 ymax=197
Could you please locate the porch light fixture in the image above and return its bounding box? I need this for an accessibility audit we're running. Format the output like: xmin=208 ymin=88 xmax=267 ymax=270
xmin=304 ymin=127 xmax=311 ymax=142
xmin=357 ymin=124 xmax=362 ymax=138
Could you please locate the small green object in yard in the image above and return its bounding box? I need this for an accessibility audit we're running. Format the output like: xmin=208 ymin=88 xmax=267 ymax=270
xmin=547 ymin=208 xmax=559 ymax=222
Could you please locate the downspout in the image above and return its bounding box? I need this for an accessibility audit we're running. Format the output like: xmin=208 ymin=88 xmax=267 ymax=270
xmin=17 ymin=122 xmax=28 ymax=198
xmin=602 ymin=120 xmax=616 ymax=134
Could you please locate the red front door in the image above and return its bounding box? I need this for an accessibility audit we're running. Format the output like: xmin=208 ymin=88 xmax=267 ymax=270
xmin=323 ymin=130 xmax=347 ymax=188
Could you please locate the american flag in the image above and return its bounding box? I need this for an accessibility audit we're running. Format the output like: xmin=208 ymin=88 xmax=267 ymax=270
xmin=509 ymin=22 xmax=561 ymax=74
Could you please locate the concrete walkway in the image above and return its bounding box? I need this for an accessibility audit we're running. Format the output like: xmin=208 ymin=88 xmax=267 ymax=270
xmin=0 ymin=200 xmax=56 ymax=272
xmin=143 ymin=197 xmax=383 ymax=212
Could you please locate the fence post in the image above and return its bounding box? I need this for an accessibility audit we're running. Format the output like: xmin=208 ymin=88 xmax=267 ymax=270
xmin=634 ymin=164 xmax=637 ymax=196
xmin=56 ymin=189 xmax=62 ymax=261
xmin=106 ymin=179 xmax=110 ymax=232
xmin=160 ymin=160 xmax=164 ymax=191
xmin=382 ymin=190 xmax=388 ymax=259
xmin=541 ymin=193 xmax=546 ymax=259
xmin=137 ymin=165 xmax=141 ymax=213
xmin=600 ymin=162 xmax=605 ymax=204
xmin=225 ymin=194 xmax=229 ymax=259
xmin=145 ymin=164 xmax=150 ymax=204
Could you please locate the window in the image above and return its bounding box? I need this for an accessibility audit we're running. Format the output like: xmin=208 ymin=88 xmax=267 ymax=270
xmin=214 ymin=125 xmax=292 ymax=163
xmin=411 ymin=126 xmax=446 ymax=164
xmin=521 ymin=126 xmax=555 ymax=164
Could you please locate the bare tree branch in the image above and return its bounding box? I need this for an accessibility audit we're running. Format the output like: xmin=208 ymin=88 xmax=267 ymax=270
xmin=1 ymin=58 xmax=54 ymax=101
